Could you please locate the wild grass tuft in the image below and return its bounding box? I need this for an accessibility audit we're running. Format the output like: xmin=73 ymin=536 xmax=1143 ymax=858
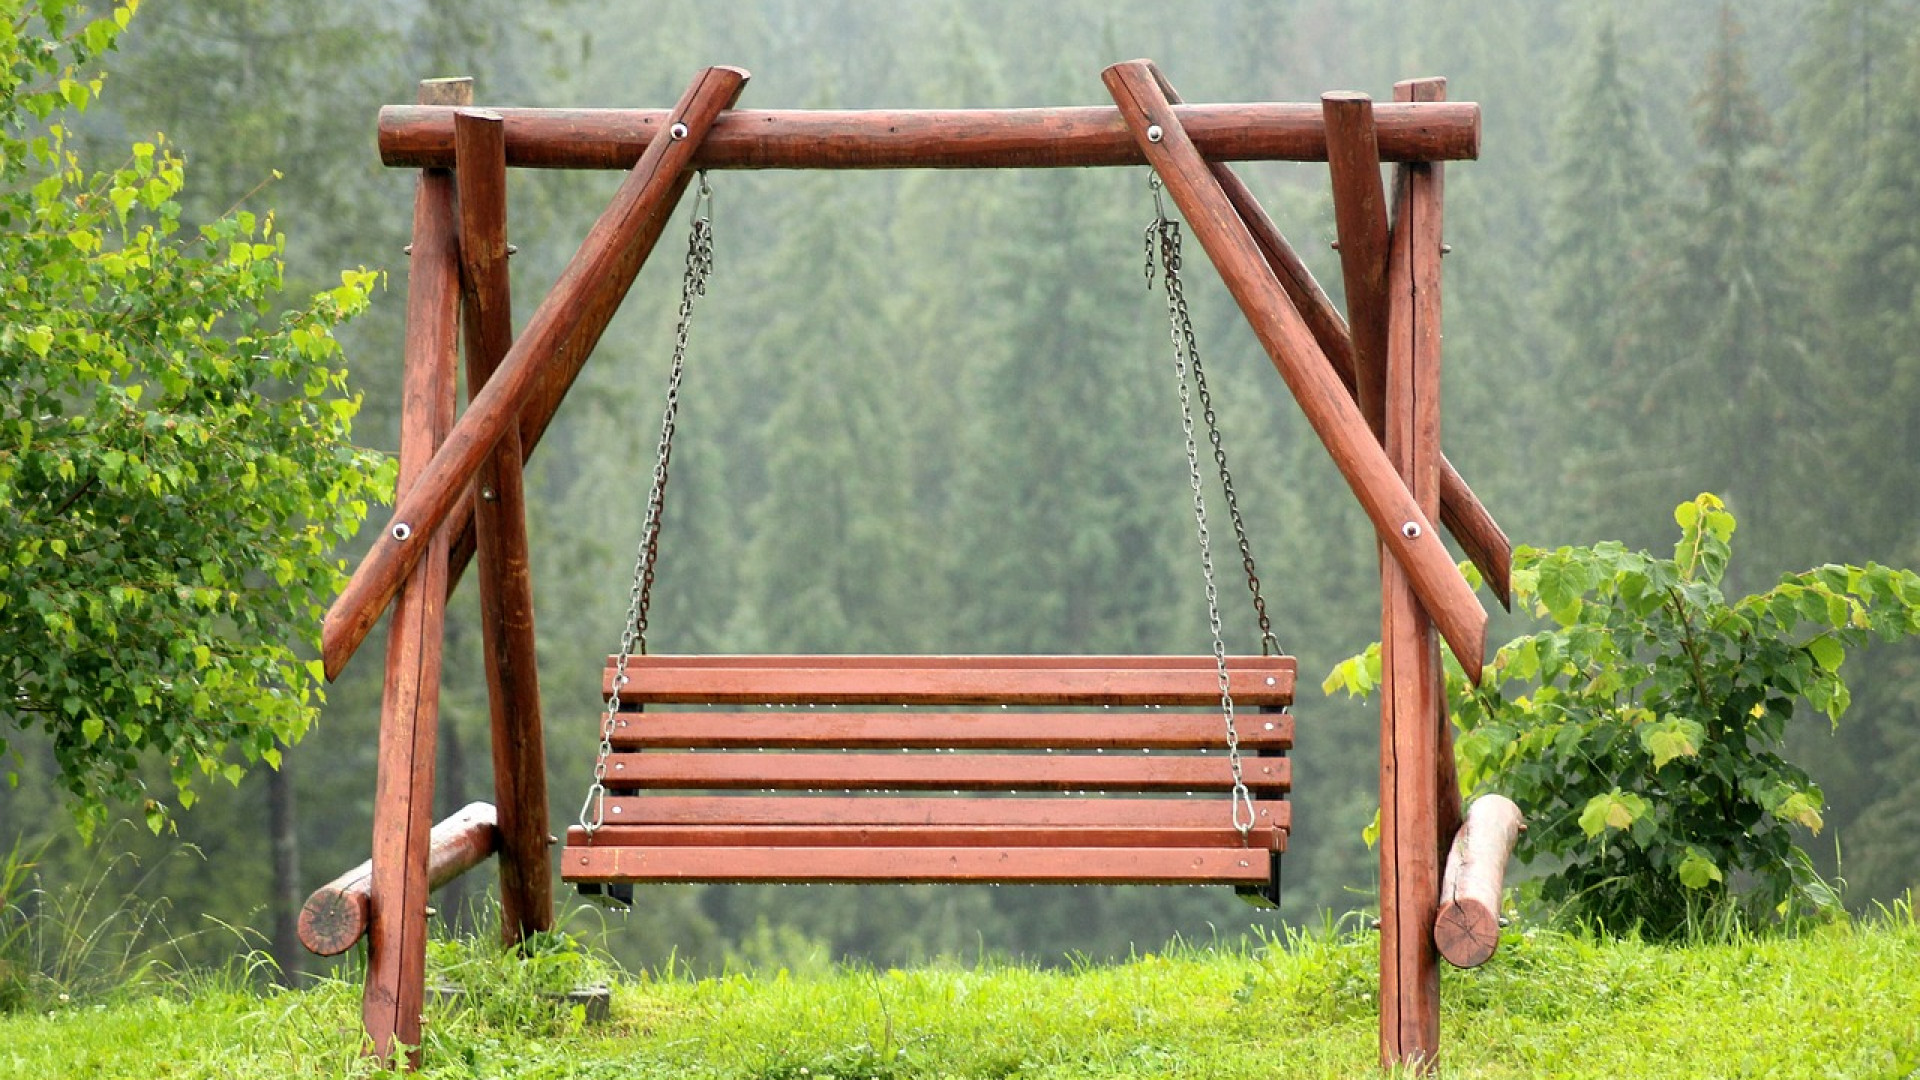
xmin=0 ymin=829 xmax=206 ymax=1013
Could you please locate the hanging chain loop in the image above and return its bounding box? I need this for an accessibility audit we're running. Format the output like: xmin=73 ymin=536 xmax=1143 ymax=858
xmin=581 ymin=173 xmax=714 ymax=837
xmin=1145 ymin=175 xmax=1255 ymax=837
xmin=1144 ymin=179 xmax=1279 ymax=658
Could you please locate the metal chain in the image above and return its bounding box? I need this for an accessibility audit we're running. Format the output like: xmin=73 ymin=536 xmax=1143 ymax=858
xmin=1145 ymin=177 xmax=1253 ymax=837
xmin=580 ymin=173 xmax=714 ymax=836
xmin=1145 ymin=189 xmax=1279 ymax=657
xmin=1186 ymin=321 xmax=1281 ymax=658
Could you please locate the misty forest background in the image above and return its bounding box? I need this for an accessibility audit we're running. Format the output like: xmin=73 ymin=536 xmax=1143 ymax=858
xmin=6 ymin=0 xmax=1920 ymax=983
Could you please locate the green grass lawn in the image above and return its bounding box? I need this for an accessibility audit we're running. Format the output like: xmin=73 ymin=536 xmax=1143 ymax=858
xmin=3 ymin=909 xmax=1917 ymax=1078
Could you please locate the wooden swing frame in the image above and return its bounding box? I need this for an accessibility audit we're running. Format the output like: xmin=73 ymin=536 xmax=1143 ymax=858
xmin=314 ymin=61 xmax=1520 ymax=1072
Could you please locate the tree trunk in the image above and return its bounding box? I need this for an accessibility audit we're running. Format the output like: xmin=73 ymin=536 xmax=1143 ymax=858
xmin=268 ymin=759 xmax=304 ymax=985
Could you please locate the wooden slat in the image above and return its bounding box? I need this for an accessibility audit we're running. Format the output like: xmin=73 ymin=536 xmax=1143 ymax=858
xmin=608 ymin=710 xmax=1294 ymax=751
xmin=614 ymin=654 xmax=1289 ymax=669
xmin=595 ymin=752 xmax=1291 ymax=794
xmin=582 ymin=795 xmax=1290 ymax=831
xmin=564 ymin=823 xmax=1283 ymax=851
xmin=605 ymin=655 xmax=1296 ymax=707
xmin=565 ymin=844 xmax=1277 ymax=885
xmin=378 ymin=101 xmax=1482 ymax=171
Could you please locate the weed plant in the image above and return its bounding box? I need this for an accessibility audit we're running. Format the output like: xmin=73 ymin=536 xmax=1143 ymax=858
xmin=0 ymin=829 xmax=202 ymax=1012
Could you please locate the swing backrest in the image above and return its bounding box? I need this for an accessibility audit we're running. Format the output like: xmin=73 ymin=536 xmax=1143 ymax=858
xmin=562 ymin=654 xmax=1293 ymax=891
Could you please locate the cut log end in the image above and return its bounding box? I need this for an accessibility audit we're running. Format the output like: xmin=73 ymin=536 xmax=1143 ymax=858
xmin=1433 ymin=897 xmax=1500 ymax=968
xmin=298 ymin=888 xmax=370 ymax=958
xmin=297 ymin=801 xmax=499 ymax=957
xmin=1434 ymin=793 xmax=1522 ymax=968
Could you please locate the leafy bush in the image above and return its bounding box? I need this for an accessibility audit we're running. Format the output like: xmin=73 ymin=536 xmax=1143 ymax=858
xmin=1 ymin=0 xmax=391 ymax=836
xmin=1329 ymin=494 xmax=1920 ymax=938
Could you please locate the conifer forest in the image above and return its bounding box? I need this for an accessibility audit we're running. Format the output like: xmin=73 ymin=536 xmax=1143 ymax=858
xmin=6 ymin=0 xmax=1920 ymax=983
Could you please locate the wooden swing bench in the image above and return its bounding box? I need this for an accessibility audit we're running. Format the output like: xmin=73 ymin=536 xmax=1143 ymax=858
xmin=563 ymin=654 xmax=1293 ymax=902
xmin=320 ymin=58 xmax=1527 ymax=1072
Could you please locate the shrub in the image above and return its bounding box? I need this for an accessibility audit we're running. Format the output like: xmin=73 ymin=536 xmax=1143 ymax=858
xmin=1 ymin=0 xmax=391 ymax=836
xmin=1328 ymin=494 xmax=1920 ymax=938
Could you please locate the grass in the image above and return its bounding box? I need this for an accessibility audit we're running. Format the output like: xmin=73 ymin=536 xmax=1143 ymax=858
xmin=2 ymin=904 xmax=1917 ymax=1078
xmin=0 ymin=831 xmax=214 ymax=1014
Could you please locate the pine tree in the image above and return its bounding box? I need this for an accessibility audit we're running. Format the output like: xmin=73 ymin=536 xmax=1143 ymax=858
xmin=1592 ymin=6 xmax=1821 ymax=581
xmin=1543 ymin=15 xmax=1670 ymax=545
xmin=1787 ymin=20 xmax=1920 ymax=903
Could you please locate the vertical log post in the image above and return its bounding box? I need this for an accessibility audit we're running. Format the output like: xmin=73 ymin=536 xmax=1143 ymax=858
xmin=453 ymin=109 xmax=553 ymax=949
xmin=1376 ymin=74 xmax=1449 ymax=1073
xmin=364 ymin=76 xmax=468 ymax=1070
xmin=1322 ymin=91 xmax=1391 ymax=441
xmin=1396 ymin=78 xmax=1466 ymax=872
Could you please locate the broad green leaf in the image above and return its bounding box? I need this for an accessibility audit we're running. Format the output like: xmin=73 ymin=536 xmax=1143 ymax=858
xmin=1774 ymin=791 xmax=1824 ymax=833
xmin=1808 ymin=636 xmax=1844 ymax=672
xmin=1677 ymin=850 xmax=1724 ymax=890
xmin=1578 ymin=789 xmax=1648 ymax=837
xmin=1639 ymin=717 xmax=1703 ymax=769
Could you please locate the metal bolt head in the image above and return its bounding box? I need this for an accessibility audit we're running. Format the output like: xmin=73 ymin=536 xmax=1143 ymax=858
xmin=1146 ymin=124 xmax=1164 ymax=143
xmin=1401 ymin=520 xmax=1422 ymax=540
xmin=669 ymin=121 xmax=689 ymax=140
xmin=391 ymin=522 xmax=413 ymax=542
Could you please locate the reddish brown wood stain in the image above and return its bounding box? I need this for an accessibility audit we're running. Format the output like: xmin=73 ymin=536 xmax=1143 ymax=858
xmin=336 ymin=60 xmax=1513 ymax=1074
xmin=560 ymin=655 xmax=1292 ymax=888
xmin=452 ymin=108 xmax=554 ymax=951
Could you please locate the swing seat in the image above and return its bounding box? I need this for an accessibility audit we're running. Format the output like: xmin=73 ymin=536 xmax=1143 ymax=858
xmin=561 ymin=654 xmax=1293 ymax=901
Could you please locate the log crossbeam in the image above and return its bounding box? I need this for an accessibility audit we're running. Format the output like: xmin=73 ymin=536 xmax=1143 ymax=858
xmin=300 ymin=802 xmax=499 ymax=958
xmin=377 ymin=101 xmax=1482 ymax=171
xmin=1435 ymin=794 xmax=1524 ymax=968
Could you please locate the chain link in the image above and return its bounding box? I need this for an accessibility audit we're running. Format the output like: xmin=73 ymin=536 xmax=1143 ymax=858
xmin=580 ymin=173 xmax=714 ymax=836
xmin=1144 ymin=185 xmax=1279 ymax=657
xmin=1145 ymin=177 xmax=1254 ymax=837
xmin=1187 ymin=320 xmax=1281 ymax=657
